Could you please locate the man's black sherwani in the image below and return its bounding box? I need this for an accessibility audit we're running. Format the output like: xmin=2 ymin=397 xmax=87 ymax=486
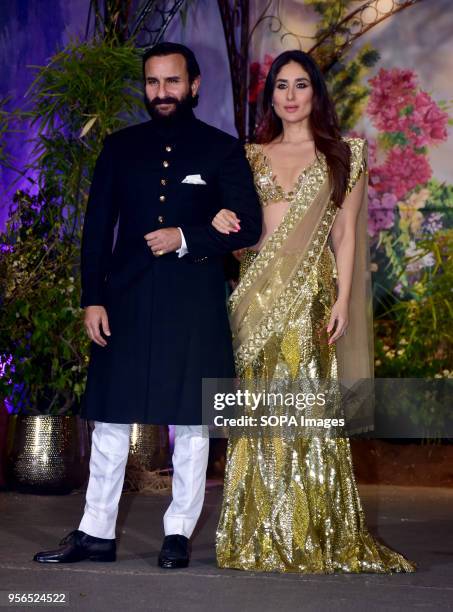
xmin=79 ymin=110 xmax=262 ymax=424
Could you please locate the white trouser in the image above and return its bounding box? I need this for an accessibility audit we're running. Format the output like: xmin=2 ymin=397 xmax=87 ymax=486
xmin=78 ymin=421 xmax=209 ymax=540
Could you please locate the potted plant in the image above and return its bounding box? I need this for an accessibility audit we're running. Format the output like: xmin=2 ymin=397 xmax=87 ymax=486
xmin=0 ymin=36 xmax=168 ymax=492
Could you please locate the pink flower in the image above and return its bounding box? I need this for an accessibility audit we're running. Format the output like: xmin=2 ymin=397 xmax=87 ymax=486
xmin=372 ymin=148 xmax=432 ymax=199
xmin=407 ymin=91 xmax=449 ymax=146
xmin=248 ymin=54 xmax=274 ymax=104
xmin=368 ymin=68 xmax=418 ymax=132
xmin=367 ymin=68 xmax=449 ymax=147
xmin=382 ymin=192 xmax=398 ymax=209
xmin=368 ymin=137 xmax=378 ymax=167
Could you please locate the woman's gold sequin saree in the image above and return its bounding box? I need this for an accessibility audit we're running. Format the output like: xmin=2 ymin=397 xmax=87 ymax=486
xmin=216 ymin=139 xmax=416 ymax=574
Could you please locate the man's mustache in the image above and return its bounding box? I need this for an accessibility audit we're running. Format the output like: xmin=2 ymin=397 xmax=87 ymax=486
xmin=150 ymin=97 xmax=179 ymax=107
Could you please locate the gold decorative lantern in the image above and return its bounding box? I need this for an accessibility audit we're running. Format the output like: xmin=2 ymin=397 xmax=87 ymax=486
xmin=6 ymin=415 xmax=89 ymax=494
xmin=128 ymin=424 xmax=169 ymax=470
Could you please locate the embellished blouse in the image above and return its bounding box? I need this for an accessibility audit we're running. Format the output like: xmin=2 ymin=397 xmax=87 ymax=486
xmin=245 ymin=138 xmax=368 ymax=206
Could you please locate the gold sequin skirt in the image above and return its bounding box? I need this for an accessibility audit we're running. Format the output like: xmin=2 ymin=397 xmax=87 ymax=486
xmin=216 ymin=249 xmax=416 ymax=573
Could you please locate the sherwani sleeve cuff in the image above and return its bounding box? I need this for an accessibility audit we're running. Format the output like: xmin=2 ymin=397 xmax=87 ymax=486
xmin=176 ymin=227 xmax=188 ymax=258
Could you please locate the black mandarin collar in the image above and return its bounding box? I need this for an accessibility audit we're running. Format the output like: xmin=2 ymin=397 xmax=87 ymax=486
xmin=147 ymin=108 xmax=198 ymax=142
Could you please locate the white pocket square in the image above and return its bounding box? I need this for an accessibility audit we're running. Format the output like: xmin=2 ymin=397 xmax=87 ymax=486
xmin=181 ymin=174 xmax=207 ymax=185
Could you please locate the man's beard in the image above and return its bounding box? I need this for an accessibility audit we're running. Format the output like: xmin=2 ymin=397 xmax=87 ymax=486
xmin=144 ymin=91 xmax=194 ymax=123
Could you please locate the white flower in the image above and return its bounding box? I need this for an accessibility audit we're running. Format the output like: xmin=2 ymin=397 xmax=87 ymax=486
xmin=405 ymin=240 xmax=435 ymax=273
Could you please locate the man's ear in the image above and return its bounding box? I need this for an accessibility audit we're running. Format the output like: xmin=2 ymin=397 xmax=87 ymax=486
xmin=191 ymin=76 xmax=201 ymax=98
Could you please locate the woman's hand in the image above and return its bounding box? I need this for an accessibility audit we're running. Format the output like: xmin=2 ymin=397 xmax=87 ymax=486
xmin=212 ymin=209 xmax=241 ymax=234
xmin=232 ymin=248 xmax=246 ymax=261
xmin=327 ymin=299 xmax=349 ymax=344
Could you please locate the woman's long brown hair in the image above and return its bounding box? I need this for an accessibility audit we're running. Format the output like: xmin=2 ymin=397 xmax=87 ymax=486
xmin=254 ymin=50 xmax=350 ymax=209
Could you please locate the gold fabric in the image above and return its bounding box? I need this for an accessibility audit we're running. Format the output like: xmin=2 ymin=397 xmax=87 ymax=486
xmin=246 ymin=144 xmax=321 ymax=205
xmin=216 ymin=139 xmax=416 ymax=573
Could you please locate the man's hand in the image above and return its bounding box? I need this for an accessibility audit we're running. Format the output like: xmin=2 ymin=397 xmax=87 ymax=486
xmin=84 ymin=305 xmax=111 ymax=347
xmin=144 ymin=227 xmax=182 ymax=256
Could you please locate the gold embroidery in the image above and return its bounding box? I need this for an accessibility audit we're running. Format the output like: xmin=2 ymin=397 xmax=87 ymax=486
xmin=246 ymin=143 xmax=321 ymax=205
xmin=346 ymin=138 xmax=368 ymax=194
xmin=232 ymin=138 xmax=368 ymax=374
xmin=233 ymin=204 xmax=336 ymax=374
xmin=230 ymin=150 xmax=329 ymax=312
xmin=216 ymin=136 xmax=416 ymax=574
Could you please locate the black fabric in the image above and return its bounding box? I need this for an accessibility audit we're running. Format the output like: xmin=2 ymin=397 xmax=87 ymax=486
xmin=79 ymin=113 xmax=262 ymax=425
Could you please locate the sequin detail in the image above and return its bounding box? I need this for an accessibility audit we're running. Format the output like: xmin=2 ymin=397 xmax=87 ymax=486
xmin=230 ymin=147 xmax=329 ymax=313
xmin=216 ymin=138 xmax=417 ymax=574
xmin=246 ymin=143 xmax=320 ymax=204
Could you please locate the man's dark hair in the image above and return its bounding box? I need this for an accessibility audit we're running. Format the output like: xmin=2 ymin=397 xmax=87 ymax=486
xmin=142 ymin=42 xmax=201 ymax=83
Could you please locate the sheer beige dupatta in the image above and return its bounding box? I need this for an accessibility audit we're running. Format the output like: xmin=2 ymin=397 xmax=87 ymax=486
xmin=229 ymin=138 xmax=374 ymax=432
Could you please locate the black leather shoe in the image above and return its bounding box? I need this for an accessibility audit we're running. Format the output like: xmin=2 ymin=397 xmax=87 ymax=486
xmin=33 ymin=530 xmax=116 ymax=563
xmin=158 ymin=534 xmax=190 ymax=569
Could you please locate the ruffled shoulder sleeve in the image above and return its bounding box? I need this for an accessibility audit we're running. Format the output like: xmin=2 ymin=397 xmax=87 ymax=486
xmin=244 ymin=142 xmax=260 ymax=170
xmin=345 ymin=137 xmax=368 ymax=194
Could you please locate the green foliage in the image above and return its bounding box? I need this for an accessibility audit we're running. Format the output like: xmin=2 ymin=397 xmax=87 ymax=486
xmin=375 ymin=230 xmax=453 ymax=378
xmin=375 ymin=378 xmax=451 ymax=439
xmin=25 ymin=37 xmax=143 ymax=209
xmin=0 ymin=192 xmax=89 ymax=414
xmin=0 ymin=98 xmax=14 ymax=169
xmin=0 ymin=97 xmax=29 ymax=173
xmin=305 ymin=0 xmax=356 ymax=37
xmin=425 ymin=178 xmax=453 ymax=228
xmin=0 ymin=37 xmax=144 ymax=414
xmin=305 ymin=1 xmax=381 ymax=131
xmin=27 ymin=37 xmax=142 ymax=135
xmin=380 ymin=131 xmax=410 ymax=148
xmin=327 ymin=45 xmax=380 ymax=131
xmin=372 ymin=180 xmax=453 ymax=305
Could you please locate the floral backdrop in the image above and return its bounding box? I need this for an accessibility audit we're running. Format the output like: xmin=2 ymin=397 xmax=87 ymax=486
xmin=246 ymin=1 xmax=452 ymax=380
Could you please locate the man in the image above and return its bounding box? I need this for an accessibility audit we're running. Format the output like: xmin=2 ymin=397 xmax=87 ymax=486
xmin=33 ymin=42 xmax=261 ymax=568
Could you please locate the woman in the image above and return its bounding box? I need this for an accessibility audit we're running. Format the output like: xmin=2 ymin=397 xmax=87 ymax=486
xmin=212 ymin=50 xmax=416 ymax=573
